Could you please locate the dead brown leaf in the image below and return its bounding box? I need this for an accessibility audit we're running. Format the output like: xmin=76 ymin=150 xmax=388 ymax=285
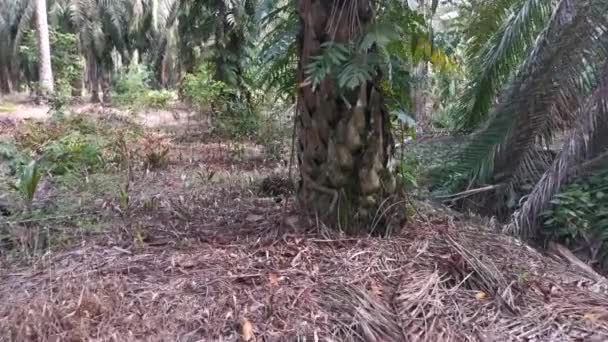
xmin=240 ymin=317 xmax=254 ymax=341
xmin=268 ymin=273 xmax=280 ymax=287
xmin=369 ymin=279 xmax=383 ymax=297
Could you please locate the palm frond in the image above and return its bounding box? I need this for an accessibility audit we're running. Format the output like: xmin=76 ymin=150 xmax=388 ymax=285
xmin=453 ymin=0 xmax=608 ymax=194
xmin=303 ymin=42 xmax=351 ymax=90
xmin=508 ymin=61 xmax=608 ymax=238
xmin=453 ymin=0 xmax=554 ymax=130
xmin=458 ymin=0 xmax=526 ymax=60
xmin=11 ymin=0 xmax=36 ymax=57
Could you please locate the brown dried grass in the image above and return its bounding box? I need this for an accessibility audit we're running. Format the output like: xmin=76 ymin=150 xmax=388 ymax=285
xmin=2 ymin=196 xmax=608 ymax=341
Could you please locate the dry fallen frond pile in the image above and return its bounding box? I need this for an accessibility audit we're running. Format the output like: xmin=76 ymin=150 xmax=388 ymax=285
xmin=1 ymin=198 xmax=608 ymax=342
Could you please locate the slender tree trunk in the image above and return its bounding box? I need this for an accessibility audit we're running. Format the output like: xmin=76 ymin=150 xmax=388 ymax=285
xmin=412 ymin=0 xmax=431 ymax=134
xmin=35 ymin=0 xmax=54 ymax=95
xmin=87 ymin=56 xmax=100 ymax=103
xmin=296 ymin=0 xmax=401 ymax=235
xmin=0 ymin=66 xmax=13 ymax=94
xmin=412 ymin=62 xmax=430 ymax=133
xmin=71 ymin=73 xmax=83 ymax=98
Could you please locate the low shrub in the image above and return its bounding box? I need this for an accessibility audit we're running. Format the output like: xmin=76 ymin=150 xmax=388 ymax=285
xmin=10 ymin=160 xmax=42 ymax=208
xmin=179 ymin=64 xmax=229 ymax=113
xmin=0 ymin=141 xmax=31 ymax=175
xmin=542 ymin=172 xmax=608 ymax=273
xmin=111 ymin=65 xmax=152 ymax=106
xmin=41 ymin=131 xmax=104 ymax=175
xmin=140 ymin=90 xmax=174 ymax=109
xmin=111 ymin=66 xmax=175 ymax=109
xmin=136 ymin=133 xmax=171 ymax=170
xmin=11 ymin=115 xmax=117 ymax=176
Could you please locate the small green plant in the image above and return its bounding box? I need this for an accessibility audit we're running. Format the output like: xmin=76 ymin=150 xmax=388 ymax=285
xmin=111 ymin=65 xmax=152 ymax=107
xmin=0 ymin=141 xmax=30 ymax=174
xmin=11 ymin=160 xmax=43 ymax=209
xmin=48 ymin=92 xmax=70 ymax=121
xmin=215 ymin=108 xmax=261 ymax=139
xmin=42 ymin=131 xmax=104 ymax=174
xmin=542 ymin=173 xmax=608 ymax=273
xmin=256 ymin=117 xmax=288 ymax=161
xmin=179 ymin=63 xmax=229 ymax=113
xmin=396 ymin=161 xmax=418 ymax=189
xmin=140 ymin=90 xmax=174 ymax=109
xmin=110 ymin=65 xmax=175 ymax=109
xmin=119 ymin=184 xmax=130 ymax=215
xmin=542 ymin=175 xmax=608 ymax=242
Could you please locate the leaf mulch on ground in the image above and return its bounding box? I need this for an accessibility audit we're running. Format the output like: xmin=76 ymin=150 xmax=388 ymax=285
xmin=1 ymin=195 xmax=608 ymax=342
xmin=1 ymin=112 xmax=608 ymax=341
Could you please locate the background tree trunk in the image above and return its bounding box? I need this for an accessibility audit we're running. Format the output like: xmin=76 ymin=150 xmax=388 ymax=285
xmin=35 ymin=0 xmax=54 ymax=95
xmin=411 ymin=0 xmax=432 ymax=134
xmin=296 ymin=0 xmax=400 ymax=235
xmin=0 ymin=66 xmax=13 ymax=94
xmin=86 ymin=56 xmax=100 ymax=103
xmin=412 ymin=62 xmax=430 ymax=133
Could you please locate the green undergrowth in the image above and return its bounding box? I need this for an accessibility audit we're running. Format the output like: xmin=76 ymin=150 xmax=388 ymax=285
xmin=399 ymin=135 xmax=467 ymax=193
xmin=541 ymin=172 xmax=608 ymax=274
xmin=0 ymin=114 xmax=144 ymax=261
xmin=111 ymin=65 xmax=176 ymax=109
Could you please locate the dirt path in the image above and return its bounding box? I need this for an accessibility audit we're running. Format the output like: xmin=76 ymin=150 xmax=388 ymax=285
xmin=1 ymin=104 xmax=608 ymax=341
xmin=0 ymin=95 xmax=200 ymax=131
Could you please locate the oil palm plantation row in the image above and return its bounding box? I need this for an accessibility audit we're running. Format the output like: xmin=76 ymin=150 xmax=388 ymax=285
xmin=0 ymin=0 xmax=261 ymax=101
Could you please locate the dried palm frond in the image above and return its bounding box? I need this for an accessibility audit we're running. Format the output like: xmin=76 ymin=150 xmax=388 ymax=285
xmin=318 ymin=282 xmax=403 ymax=341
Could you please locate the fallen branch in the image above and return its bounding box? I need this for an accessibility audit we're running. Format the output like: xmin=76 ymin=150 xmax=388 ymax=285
xmin=549 ymin=242 xmax=607 ymax=284
xmin=436 ymin=184 xmax=504 ymax=201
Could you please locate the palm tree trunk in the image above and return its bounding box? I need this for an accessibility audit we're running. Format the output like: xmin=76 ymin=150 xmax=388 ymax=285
xmin=86 ymin=56 xmax=100 ymax=103
xmin=100 ymin=64 xmax=111 ymax=104
xmin=35 ymin=0 xmax=54 ymax=95
xmin=0 ymin=66 xmax=13 ymax=94
xmin=296 ymin=0 xmax=400 ymax=235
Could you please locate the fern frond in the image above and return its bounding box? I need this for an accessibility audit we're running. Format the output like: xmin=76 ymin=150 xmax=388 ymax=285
xmin=303 ymin=42 xmax=350 ymax=90
xmin=359 ymin=22 xmax=401 ymax=52
xmin=338 ymin=57 xmax=374 ymax=90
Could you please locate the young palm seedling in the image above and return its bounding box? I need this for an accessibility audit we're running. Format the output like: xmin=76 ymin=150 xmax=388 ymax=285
xmin=11 ymin=160 xmax=43 ymax=211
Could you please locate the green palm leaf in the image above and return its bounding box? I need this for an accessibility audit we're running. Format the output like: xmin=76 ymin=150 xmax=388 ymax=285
xmin=508 ymin=61 xmax=608 ymax=238
xmin=452 ymin=0 xmax=608 ymax=194
xmin=453 ymin=0 xmax=554 ymax=130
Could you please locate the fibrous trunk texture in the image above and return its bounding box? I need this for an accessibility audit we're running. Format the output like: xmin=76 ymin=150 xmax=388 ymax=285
xmin=35 ymin=0 xmax=54 ymax=95
xmin=296 ymin=0 xmax=400 ymax=235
